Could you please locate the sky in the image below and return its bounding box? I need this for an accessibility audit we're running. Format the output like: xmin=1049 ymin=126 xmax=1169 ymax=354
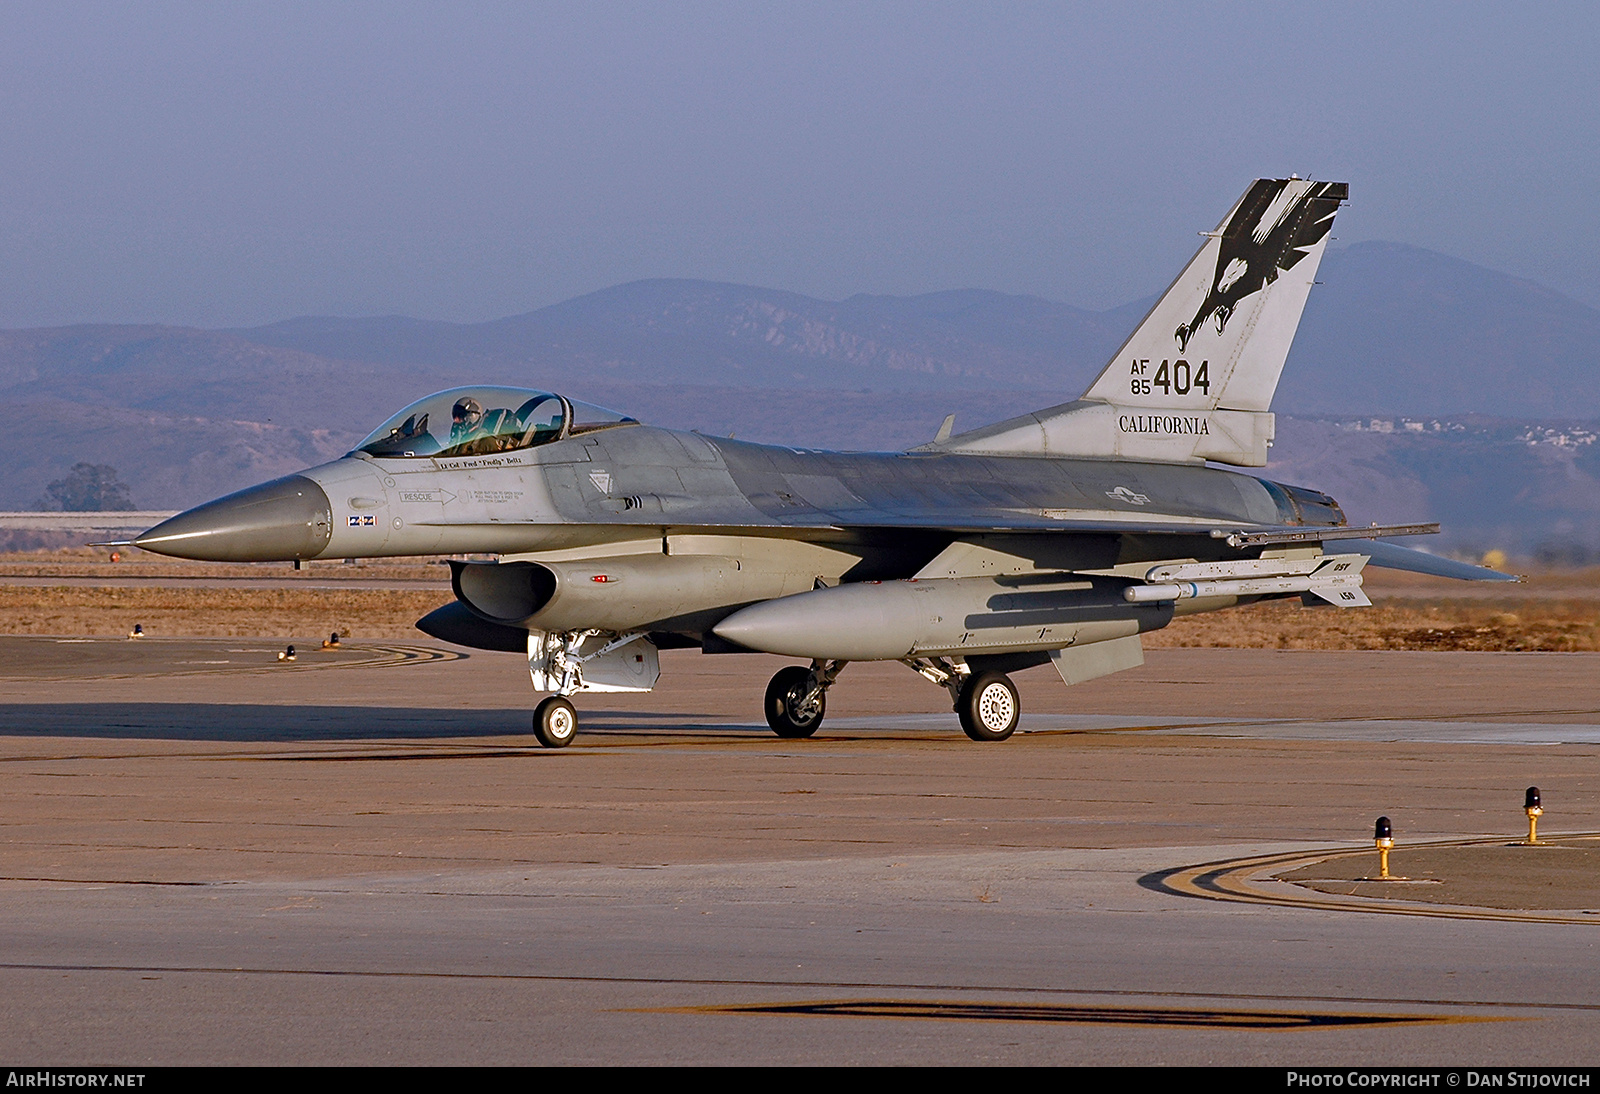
xmin=1 ymin=1 xmax=1597 ymax=327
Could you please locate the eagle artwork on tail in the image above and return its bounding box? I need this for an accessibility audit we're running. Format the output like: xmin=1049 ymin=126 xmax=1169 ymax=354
xmin=1174 ymin=178 xmax=1347 ymax=352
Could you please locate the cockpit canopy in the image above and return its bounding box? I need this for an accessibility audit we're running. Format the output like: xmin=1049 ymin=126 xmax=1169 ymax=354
xmin=355 ymin=386 xmax=637 ymax=459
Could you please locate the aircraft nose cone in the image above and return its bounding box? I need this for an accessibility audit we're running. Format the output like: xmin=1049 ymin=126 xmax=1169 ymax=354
xmin=133 ymin=475 xmax=334 ymax=562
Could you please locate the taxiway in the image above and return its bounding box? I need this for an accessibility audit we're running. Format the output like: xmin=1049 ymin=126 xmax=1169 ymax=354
xmin=2 ymin=638 xmax=1598 ymax=1064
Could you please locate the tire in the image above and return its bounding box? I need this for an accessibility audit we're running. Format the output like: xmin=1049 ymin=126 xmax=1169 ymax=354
xmin=533 ymin=695 xmax=578 ymax=748
xmin=957 ymin=671 xmax=1019 ymax=742
xmin=764 ymin=665 xmax=824 ymax=739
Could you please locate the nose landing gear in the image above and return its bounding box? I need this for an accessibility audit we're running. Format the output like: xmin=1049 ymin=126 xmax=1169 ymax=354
xmin=525 ymin=628 xmax=659 ymax=748
xmin=533 ymin=695 xmax=577 ymax=748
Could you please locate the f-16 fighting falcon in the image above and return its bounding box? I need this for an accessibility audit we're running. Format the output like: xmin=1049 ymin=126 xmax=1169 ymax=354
xmin=130 ymin=179 xmax=1514 ymax=747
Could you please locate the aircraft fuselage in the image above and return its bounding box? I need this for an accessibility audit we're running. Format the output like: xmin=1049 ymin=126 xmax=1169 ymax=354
xmin=137 ymin=422 xmax=1336 ymax=569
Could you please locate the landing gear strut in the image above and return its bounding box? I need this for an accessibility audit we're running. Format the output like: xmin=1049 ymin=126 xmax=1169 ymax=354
xmin=902 ymin=657 xmax=1021 ymax=742
xmin=525 ymin=628 xmax=658 ymax=749
xmin=764 ymin=660 xmax=847 ymax=738
xmin=533 ymin=695 xmax=577 ymax=748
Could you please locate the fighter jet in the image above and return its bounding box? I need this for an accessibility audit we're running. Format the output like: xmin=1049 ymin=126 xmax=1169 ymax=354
xmin=130 ymin=178 xmax=1513 ymax=747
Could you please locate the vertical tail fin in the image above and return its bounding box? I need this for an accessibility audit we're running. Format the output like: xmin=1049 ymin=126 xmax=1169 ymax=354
xmin=937 ymin=179 xmax=1346 ymax=466
xmin=1082 ymin=178 xmax=1346 ymax=413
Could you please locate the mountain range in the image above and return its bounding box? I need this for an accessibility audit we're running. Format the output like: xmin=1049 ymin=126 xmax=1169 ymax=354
xmin=3 ymin=241 xmax=1598 ymax=557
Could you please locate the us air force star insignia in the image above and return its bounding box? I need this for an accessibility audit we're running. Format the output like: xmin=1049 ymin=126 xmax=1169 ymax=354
xmin=589 ymin=470 xmax=613 ymax=494
xmin=1106 ymin=486 xmax=1151 ymax=505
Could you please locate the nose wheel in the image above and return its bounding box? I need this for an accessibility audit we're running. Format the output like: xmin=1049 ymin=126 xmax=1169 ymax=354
xmin=956 ymin=671 xmax=1020 ymax=742
xmin=533 ymin=695 xmax=578 ymax=748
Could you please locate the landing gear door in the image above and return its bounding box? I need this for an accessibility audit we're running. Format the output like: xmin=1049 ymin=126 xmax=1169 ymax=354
xmin=528 ymin=629 xmax=660 ymax=694
xmin=580 ymin=635 xmax=660 ymax=692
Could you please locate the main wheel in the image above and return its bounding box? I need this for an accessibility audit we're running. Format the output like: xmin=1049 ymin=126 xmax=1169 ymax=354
xmin=764 ymin=665 xmax=824 ymax=739
xmin=957 ymin=671 xmax=1020 ymax=742
xmin=533 ymin=695 xmax=578 ymax=748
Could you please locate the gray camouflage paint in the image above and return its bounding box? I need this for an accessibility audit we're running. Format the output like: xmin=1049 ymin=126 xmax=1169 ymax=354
xmin=135 ymin=420 xmax=1331 ymax=648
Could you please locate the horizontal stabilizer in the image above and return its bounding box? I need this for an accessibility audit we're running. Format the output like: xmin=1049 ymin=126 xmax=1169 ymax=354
xmin=1362 ymin=540 xmax=1520 ymax=582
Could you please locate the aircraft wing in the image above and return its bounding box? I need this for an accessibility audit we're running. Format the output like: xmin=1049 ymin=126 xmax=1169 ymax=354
xmin=816 ymin=509 xmax=1516 ymax=582
xmin=1359 ymin=539 xmax=1520 ymax=582
xmin=816 ymin=509 xmax=1430 ymax=540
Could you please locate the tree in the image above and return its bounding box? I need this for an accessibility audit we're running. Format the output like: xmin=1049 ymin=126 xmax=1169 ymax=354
xmin=36 ymin=463 xmax=136 ymax=511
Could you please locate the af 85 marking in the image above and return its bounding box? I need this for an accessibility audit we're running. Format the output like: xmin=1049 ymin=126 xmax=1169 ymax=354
xmin=1129 ymin=358 xmax=1210 ymax=398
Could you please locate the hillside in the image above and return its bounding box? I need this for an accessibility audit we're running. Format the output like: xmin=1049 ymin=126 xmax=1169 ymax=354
xmin=2 ymin=240 xmax=1597 ymax=556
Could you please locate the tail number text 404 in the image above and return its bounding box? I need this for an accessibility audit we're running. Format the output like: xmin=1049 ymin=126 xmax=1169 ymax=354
xmin=1130 ymin=359 xmax=1210 ymax=397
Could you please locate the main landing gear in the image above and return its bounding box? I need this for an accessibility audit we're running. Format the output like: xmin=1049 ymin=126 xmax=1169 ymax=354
xmin=760 ymin=657 xmax=1022 ymax=742
xmin=764 ymin=660 xmax=847 ymax=738
xmin=905 ymin=657 xmax=1021 ymax=742
xmin=954 ymin=671 xmax=1020 ymax=742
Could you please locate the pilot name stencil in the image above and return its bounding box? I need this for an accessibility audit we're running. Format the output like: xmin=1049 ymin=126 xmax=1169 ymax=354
xmin=436 ymin=454 xmax=525 ymax=470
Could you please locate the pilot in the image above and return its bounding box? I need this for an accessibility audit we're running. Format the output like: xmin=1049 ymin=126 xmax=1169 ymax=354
xmin=450 ymin=398 xmax=487 ymax=446
xmin=452 ymin=397 xmax=523 ymax=454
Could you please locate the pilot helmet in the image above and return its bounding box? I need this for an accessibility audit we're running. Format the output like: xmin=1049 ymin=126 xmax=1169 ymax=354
xmin=452 ymin=397 xmax=484 ymax=429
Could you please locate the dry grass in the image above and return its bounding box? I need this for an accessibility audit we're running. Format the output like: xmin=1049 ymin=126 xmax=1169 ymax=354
xmin=0 ymin=585 xmax=451 ymax=639
xmin=1150 ymin=598 xmax=1600 ymax=652
xmin=0 ymin=546 xmax=445 ymax=583
xmin=0 ymin=547 xmax=452 ymax=639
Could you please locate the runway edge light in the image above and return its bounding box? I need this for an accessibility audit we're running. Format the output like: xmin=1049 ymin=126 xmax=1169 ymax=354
xmin=1374 ymin=816 xmax=1394 ymax=880
xmin=1523 ymin=786 xmax=1543 ymax=845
